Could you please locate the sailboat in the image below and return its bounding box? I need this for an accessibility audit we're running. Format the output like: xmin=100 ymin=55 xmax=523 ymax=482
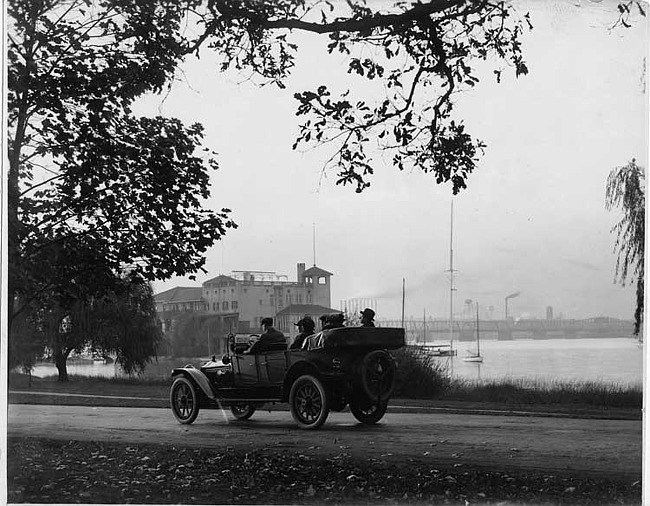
xmin=463 ymin=304 xmax=483 ymax=363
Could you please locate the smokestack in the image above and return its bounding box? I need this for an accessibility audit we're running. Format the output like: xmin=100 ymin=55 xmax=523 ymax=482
xmin=505 ymin=291 xmax=521 ymax=320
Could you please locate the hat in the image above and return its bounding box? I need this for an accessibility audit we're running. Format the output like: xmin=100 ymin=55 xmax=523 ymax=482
xmin=300 ymin=316 xmax=315 ymax=329
xmin=326 ymin=313 xmax=345 ymax=326
xmin=294 ymin=314 xmax=313 ymax=326
xmin=261 ymin=317 xmax=273 ymax=326
xmin=360 ymin=308 xmax=375 ymax=318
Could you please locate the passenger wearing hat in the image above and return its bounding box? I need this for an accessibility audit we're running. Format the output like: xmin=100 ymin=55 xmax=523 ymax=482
xmin=319 ymin=314 xmax=328 ymax=331
xmin=322 ymin=313 xmax=345 ymax=330
xmin=290 ymin=315 xmax=316 ymax=350
xmin=360 ymin=308 xmax=376 ymax=327
xmin=246 ymin=317 xmax=286 ymax=354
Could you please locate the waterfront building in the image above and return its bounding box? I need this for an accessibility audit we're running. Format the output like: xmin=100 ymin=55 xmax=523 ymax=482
xmin=154 ymin=263 xmax=338 ymax=338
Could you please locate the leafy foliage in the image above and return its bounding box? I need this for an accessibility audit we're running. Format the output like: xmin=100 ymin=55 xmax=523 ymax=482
xmin=190 ymin=0 xmax=533 ymax=193
xmin=7 ymin=304 xmax=48 ymax=374
xmin=7 ymin=0 xmax=236 ymax=372
xmin=22 ymin=274 xmax=164 ymax=380
xmin=8 ymin=0 xmax=236 ymax=297
xmin=85 ymin=276 xmax=164 ymax=376
xmin=605 ymin=159 xmax=645 ymax=335
xmin=614 ymin=0 xmax=647 ymax=28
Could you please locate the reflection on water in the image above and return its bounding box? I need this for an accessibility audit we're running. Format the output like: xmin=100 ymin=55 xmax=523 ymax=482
xmin=31 ymin=338 xmax=644 ymax=386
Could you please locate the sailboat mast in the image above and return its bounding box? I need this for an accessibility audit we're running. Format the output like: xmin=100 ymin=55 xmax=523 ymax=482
xmin=449 ymin=199 xmax=455 ymax=354
xmin=423 ymin=308 xmax=427 ymax=345
xmin=476 ymin=303 xmax=480 ymax=356
xmin=401 ymin=278 xmax=405 ymax=330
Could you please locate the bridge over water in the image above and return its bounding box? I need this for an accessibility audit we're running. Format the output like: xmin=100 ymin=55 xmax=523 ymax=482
xmin=378 ymin=318 xmax=635 ymax=342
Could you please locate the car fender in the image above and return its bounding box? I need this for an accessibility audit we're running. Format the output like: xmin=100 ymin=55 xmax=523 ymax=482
xmin=172 ymin=365 xmax=217 ymax=400
xmin=282 ymin=360 xmax=321 ymax=401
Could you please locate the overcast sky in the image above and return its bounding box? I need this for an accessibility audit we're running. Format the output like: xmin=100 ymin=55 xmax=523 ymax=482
xmin=138 ymin=0 xmax=648 ymax=321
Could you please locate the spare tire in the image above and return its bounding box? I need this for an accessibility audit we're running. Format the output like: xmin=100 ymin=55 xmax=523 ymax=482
xmin=360 ymin=350 xmax=396 ymax=401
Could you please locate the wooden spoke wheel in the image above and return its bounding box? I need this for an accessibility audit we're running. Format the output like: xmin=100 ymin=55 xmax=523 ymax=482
xmin=289 ymin=375 xmax=330 ymax=429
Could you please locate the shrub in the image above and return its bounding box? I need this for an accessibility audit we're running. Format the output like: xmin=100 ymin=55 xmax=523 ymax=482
xmin=392 ymin=345 xmax=451 ymax=399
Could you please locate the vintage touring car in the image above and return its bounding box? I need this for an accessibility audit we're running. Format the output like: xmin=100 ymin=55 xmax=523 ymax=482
xmin=170 ymin=326 xmax=405 ymax=429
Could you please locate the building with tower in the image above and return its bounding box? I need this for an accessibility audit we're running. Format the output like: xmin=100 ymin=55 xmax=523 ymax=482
xmin=155 ymin=262 xmax=338 ymax=338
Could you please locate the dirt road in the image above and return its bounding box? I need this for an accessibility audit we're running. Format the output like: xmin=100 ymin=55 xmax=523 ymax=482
xmin=8 ymin=404 xmax=641 ymax=480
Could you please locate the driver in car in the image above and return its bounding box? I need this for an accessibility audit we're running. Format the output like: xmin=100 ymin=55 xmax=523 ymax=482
xmin=245 ymin=317 xmax=286 ymax=354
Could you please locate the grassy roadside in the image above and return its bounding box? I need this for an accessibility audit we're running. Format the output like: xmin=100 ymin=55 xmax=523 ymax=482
xmin=7 ymin=436 xmax=642 ymax=505
xmin=7 ymin=371 xmax=642 ymax=505
xmin=8 ymin=372 xmax=642 ymax=419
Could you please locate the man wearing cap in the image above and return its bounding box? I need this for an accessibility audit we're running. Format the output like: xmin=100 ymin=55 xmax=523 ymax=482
xmin=290 ymin=315 xmax=316 ymax=350
xmin=360 ymin=308 xmax=376 ymax=327
xmin=246 ymin=317 xmax=286 ymax=354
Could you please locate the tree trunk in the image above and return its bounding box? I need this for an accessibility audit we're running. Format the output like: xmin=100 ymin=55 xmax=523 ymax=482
xmin=54 ymin=348 xmax=69 ymax=382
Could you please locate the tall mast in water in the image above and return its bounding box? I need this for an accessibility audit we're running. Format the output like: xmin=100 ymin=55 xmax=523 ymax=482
xmin=423 ymin=308 xmax=427 ymax=345
xmin=448 ymin=199 xmax=456 ymax=356
xmin=401 ymin=278 xmax=405 ymax=330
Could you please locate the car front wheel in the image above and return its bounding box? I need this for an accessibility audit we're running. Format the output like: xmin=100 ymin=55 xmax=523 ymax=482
xmin=170 ymin=376 xmax=200 ymax=424
xmin=230 ymin=403 xmax=256 ymax=420
xmin=289 ymin=375 xmax=330 ymax=429
xmin=350 ymin=400 xmax=388 ymax=424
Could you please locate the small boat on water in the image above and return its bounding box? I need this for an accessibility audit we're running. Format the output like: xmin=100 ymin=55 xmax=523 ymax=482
xmin=421 ymin=343 xmax=457 ymax=357
xmin=462 ymin=351 xmax=483 ymax=363
xmin=463 ymin=305 xmax=483 ymax=363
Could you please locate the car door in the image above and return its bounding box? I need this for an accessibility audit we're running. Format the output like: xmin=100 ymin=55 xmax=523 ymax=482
xmin=261 ymin=351 xmax=287 ymax=385
xmin=233 ymin=354 xmax=259 ymax=386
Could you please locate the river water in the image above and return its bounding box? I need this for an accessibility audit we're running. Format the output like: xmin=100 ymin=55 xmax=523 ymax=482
xmin=31 ymin=337 xmax=644 ymax=387
xmin=446 ymin=337 xmax=643 ymax=386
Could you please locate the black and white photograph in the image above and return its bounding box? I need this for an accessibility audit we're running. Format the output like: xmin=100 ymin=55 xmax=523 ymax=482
xmin=4 ymin=0 xmax=647 ymax=504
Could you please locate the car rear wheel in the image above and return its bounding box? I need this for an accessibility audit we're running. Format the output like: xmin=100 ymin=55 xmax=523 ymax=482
xmin=289 ymin=374 xmax=329 ymax=429
xmin=230 ymin=403 xmax=256 ymax=420
xmin=170 ymin=376 xmax=200 ymax=424
xmin=350 ymin=400 xmax=388 ymax=424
